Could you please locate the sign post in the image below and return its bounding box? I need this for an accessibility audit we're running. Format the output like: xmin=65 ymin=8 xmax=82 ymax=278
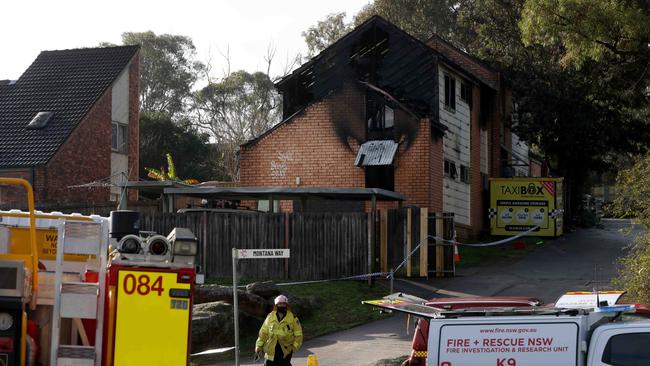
xmin=232 ymin=248 xmax=290 ymax=366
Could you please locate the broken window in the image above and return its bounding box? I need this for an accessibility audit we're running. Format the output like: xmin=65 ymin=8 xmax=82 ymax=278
xmin=460 ymin=81 xmax=471 ymax=106
xmin=366 ymin=91 xmax=396 ymax=139
xmin=460 ymin=165 xmax=470 ymax=183
xmin=444 ymin=159 xmax=457 ymax=179
xmin=444 ymin=74 xmax=456 ymax=110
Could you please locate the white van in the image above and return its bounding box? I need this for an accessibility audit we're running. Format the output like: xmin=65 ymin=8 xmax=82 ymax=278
xmin=364 ymin=292 xmax=650 ymax=366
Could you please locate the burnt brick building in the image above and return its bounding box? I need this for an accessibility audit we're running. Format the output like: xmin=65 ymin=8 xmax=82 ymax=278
xmin=0 ymin=46 xmax=140 ymax=208
xmin=239 ymin=17 xmax=514 ymax=237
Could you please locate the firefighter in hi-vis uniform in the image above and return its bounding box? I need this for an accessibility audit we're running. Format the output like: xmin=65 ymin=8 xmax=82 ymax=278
xmin=255 ymin=295 xmax=303 ymax=366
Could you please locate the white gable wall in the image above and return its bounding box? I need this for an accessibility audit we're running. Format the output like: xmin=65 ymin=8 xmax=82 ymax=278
xmin=439 ymin=66 xmax=471 ymax=225
xmin=110 ymin=67 xmax=129 ymax=200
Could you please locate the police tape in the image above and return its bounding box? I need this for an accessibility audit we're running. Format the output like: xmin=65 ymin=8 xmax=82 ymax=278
xmin=267 ymin=228 xmax=540 ymax=286
xmin=390 ymin=226 xmax=540 ymax=276
xmin=275 ymin=271 xmax=391 ymax=287
xmin=191 ymin=347 xmax=236 ymax=356
xmin=430 ymin=225 xmax=540 ymax=247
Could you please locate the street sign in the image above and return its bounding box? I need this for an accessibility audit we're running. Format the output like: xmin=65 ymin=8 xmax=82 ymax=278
xmin=235 ymin=248 xmax=290 ymax=259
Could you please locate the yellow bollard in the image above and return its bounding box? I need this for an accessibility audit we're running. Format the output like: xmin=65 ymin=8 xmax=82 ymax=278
xmin=307 ymin=354 xmax=320 ymax=366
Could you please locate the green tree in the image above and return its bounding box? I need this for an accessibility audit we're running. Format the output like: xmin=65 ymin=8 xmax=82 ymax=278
xmin=140 ymin=112 xmax=223 ymax=182
xmin=519 ymin=0 xmax=650 ymax=67
xmin=354 ymin=0 xmax=459 ymax=43
xmin=302 ymin=12 xmax=352 ymax=57
xmin=612 ymin=154 xmax=650 ymax=302
xmin=121 ymin=31 xmax=205 ymax=117
xmin=193 ymin=70 xmax=281 ymax=180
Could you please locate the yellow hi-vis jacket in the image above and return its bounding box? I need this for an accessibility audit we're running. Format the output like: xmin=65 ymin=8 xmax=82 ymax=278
xmin=255 ymin=308 xmax=303 ymax=361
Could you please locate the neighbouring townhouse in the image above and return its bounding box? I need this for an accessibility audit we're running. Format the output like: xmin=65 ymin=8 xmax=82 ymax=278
xmin=239 ymin=16 xmax=527 ymax=237
xmin=0 ymin=45 xmax=140 ymax=208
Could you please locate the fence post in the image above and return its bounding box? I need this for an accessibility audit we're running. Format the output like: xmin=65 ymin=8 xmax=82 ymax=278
xmin=436 ymin=213 xmax=445 ymax=278
xmin=284 ymin=212 xmax=290 ymax=279
xmin=380 ymin=209 xmax=388 ymax=273
xmin=406 ymin=208 xmax=412 ymax=277
xmin=367 ymin=211 xmax=373 ymax=285
xmin=419 ymin=208 xmax=428 ymax=277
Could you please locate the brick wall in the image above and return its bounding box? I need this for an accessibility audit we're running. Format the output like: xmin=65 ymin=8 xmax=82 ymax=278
xmin=240 ymin=84 xmax=448 ymax=212
xmin=41 ymin=87 xmax=113 ymax=204
xmin=240 ymin=84 xmax=366 ymax=190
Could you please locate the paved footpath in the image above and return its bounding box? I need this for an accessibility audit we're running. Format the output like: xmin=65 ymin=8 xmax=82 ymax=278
xmin=210 ymin=314 xmax=412 ymax=366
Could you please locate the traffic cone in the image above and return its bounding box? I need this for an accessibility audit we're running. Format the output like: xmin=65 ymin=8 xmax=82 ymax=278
xmin=453 ymin=240 xmax=461 ymax=263
xmin=307 ymin=354 xmax=320 ymax=366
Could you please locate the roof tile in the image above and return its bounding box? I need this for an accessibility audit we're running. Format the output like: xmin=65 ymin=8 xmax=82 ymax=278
xmin=0 ymin=45 xmax=139 ymax=167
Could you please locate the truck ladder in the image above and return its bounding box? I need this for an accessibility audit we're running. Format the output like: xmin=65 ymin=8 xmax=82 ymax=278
xmin=49 ymin=220 xmax=108 ymax=366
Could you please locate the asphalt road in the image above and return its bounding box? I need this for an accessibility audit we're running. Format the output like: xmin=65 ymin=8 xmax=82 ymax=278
xmin=210 ymin=219 xmax=642 ymax=365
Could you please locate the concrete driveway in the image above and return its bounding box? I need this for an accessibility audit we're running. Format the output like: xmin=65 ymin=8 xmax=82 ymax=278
xmin=209 ymin=219 xmax=641 ymax=365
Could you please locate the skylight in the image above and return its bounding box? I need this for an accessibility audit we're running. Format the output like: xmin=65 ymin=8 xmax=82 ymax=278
xmin=27 ymin=111 xmax=54 ymax=129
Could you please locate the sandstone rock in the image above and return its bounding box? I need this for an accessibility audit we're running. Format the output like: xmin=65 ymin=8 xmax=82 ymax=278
xmin=191 ymin=301 xmax=263 ymax=353
xmin=195 ymin=285 xmax=271 ymax=317
xmin=246 ymin=281 xmax=281 ymax=299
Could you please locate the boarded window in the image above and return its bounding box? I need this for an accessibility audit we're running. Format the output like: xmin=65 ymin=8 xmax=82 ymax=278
xmin=444 ymin=74 xmax=456 ymax=110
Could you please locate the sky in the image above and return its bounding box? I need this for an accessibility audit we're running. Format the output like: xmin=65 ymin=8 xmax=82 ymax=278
xmin=0 ymin=0 xmax=370 ymax=80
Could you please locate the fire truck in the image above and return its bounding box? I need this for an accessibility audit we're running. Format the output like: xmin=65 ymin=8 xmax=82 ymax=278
xmin=365 ymin=292 xmax=650 ymax=366
xmin=0 ymin=178 xmax=199 ymax=366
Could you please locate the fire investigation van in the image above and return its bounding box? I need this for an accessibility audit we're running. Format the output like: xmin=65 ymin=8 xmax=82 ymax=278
xmin=365 ymin=291 xmax=650 ymax=366
xmin=0 ymin=178 xmax=200 ymax=366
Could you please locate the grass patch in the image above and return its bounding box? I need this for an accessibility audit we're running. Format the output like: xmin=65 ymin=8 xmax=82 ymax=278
xmin=191 ymin=280 xmax=391 ymax=365
xmin=283 ymin=280 xmax=391 ymax=338
xmin=456 ymin=236 xmax=546 ymax=267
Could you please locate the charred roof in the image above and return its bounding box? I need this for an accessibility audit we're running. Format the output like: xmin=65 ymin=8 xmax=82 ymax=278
xmin=277 ymin=16 xmax=442 ymax=119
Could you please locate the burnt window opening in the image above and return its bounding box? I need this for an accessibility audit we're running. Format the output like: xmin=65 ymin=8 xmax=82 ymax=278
xmin=460 ymin=82 xmax=472 ymax=107
xmin=444 ymin=159 xmax=457 ymax=180
xmin=365 ymin=165 xmax=394 ymax=191
xmin=366 ymin=91 xmax=395 ymax=140
xmin=460 ymin=165 xmax=470 ymax=184
xmin=444 ymin=74 xmax=456 ymax=111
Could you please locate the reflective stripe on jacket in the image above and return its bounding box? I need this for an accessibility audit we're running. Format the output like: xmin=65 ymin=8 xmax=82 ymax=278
xmin=255 ymin=309 xmax=303 ymax=361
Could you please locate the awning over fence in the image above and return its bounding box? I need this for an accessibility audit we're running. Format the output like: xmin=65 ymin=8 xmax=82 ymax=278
xmin=162 ymin=186 xmax=406 ymax=202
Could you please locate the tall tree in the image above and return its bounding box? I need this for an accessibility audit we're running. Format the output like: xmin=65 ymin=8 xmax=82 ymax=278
xmin=139 ymin=112 xmax=223 ymax=182
xmin=519 ymin=0 xmax=650 ymax=67
xmin=454 ymin=0 xmax=649 ymax=220
xmin=192 ymin=70 xmax=281 ymax=180
xmin=302 ymin=12 xmax=352 ymax=57
xmin=121 ymin=31 xmax=204 ymax=117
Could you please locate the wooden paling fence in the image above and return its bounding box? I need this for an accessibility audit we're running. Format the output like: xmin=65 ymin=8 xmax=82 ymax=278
xmin=140 ymin=212 xmax=369 ymax=280
xmin=139 ymin=208 xmax=454 ymax=280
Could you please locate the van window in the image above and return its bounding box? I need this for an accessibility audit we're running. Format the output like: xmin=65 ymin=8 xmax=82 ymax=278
xmin=601 ymin=332 xmax=650 ymax=366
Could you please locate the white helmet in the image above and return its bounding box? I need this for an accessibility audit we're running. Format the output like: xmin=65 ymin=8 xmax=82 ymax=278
xmin=274 ymin=295 xmax=288 ymax=305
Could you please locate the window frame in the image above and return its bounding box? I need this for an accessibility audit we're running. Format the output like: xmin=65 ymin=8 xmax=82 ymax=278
xmin=444 ymin=159 xmax=457 ymax=180
xmin=460 ymin=165 xmax=470 ymax=184
xmin=460 ymin=81 xmax=471 ymax=105
xmin=444 ymin=74 xmax=456 ymax=111
xmin=111 ymin=121 xmax=128 ymax=154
